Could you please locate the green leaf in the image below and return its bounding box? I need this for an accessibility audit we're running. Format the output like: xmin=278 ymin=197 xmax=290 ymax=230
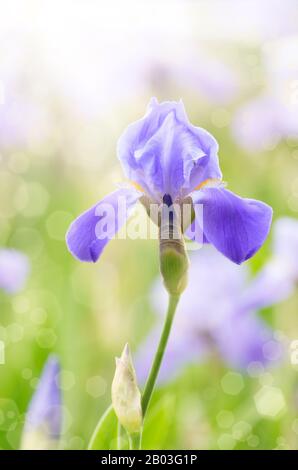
xmin=142 ymin=394 xmax=176 ymax=449
xmin=88 ymin=405 xmax=120 ymax=450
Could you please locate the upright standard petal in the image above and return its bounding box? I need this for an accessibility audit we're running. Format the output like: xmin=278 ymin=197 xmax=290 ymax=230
xmin=21 ymin=356 xmax=62 ymax=449
xmin=66 ymin=188 xmax=140 ymax=262
xmin=190 ymin=187 xmax=272 ymax=264
xmin=117 ymin=98 xmax=221 ymax=201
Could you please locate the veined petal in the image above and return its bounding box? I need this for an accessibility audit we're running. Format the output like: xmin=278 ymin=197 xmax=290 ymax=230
xmin=182 ymin=124 xmax=221 ymax=195
xmin=190 ymin=187 xmax=272 ymax=264
xmin=117 ymin=98 xmax=221 ymax=201
xmin=66 ymin=188 xmax=140 ymax=262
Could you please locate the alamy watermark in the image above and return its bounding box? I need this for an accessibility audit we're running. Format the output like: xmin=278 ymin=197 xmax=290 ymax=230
xmin=94 ymin=197 xmax=204 ymax=250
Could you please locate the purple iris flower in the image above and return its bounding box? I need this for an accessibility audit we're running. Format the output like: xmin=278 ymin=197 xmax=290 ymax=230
xmin=232 ymin=95 xmax=283 ymax=152
xmin=136 ymin=246 xmax=282 ymax=383
xmin=241 ymin=217 xmax=298 ymax=310
xmin=232 ymin=36 xmax=298 ymax=151
xmin=232 ymin=95 xmax=298 ymax=152
xmin=21 ymin=356 xmax=62 ymax=449
xmin=271 ymin=217 xmax=298 ymax=280
xmin=0 ymin=249 xmax=29 ymax=294
xmin=66 ymin=99 xmax=272 ymax=265
xmin=0 ymin=87 xmax=45 ymax=149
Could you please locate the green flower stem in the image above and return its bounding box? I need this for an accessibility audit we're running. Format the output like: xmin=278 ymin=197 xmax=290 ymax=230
xmin=141 ymin=294 xmax=180 ymax=417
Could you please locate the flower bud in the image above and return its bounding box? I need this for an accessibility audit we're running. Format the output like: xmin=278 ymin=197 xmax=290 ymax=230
xmin=21 ymin=356 xmax=62 ymax=450
xmin=159 ymin=195 xmax=189 ymax=296
xmin=111 ymin=344 xmax=142 ymax=435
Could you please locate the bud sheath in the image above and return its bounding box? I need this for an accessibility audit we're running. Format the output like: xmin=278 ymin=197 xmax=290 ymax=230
xmin=111 ymin=344 xmax=142 ymax=435
xmin=159 ymin=196 xmax=189 ymax=296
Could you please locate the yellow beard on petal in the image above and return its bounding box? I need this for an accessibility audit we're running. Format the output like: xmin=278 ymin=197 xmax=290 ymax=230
xmin=194 ymin=178 xmax=223 ymax=191
xmin=130 ymin=181 xmax=145 ymax=193
xmin=130 ymin=178 xmax=223 ymax=198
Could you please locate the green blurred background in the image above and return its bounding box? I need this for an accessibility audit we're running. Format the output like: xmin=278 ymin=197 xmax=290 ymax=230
xmin=0 ymin=0 xmax=298 ymax=450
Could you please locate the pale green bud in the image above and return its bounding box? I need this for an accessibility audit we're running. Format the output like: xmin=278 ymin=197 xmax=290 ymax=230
xmin=159 ymin=197 xmax=189 ymax=296
xmin=111 ymin=344 xmax=142 ymax=435
xmin=160 ymin=243 xmax=189 ymax=296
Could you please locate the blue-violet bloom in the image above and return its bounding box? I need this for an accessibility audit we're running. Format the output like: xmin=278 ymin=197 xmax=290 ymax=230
xmin=21 ymin=356 xmax=62 ymax=450
xmin=241 ymin=217 xmax=298 ymax=310
xmin=232 ymin=36 xmax=298 ymax=151
xmin=66 ymin=98 xmax=272 ymax=265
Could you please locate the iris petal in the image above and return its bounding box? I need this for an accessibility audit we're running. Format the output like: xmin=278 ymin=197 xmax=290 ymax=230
xmin=66 ymin=188 xmax=140 ymax=262
xmin=190 ymin=187 xmax=272 ymax=264
xmin=117 ymin=98 xmax=221 ymax=201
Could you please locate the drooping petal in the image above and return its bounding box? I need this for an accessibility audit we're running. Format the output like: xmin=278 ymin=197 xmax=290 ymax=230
xmin=117 ymin=98 xmax=221 ymax=201
xmin=66 ymin=188 xmax=140 ymax=262
xmin=21 ymin=356 xmax=62 ymax=449
xmin=190 ymin=187 xmax=273 ymax=264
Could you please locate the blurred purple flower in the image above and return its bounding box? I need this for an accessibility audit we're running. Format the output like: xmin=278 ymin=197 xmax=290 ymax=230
xmin=66 ymin=99 xmax=272 ymax=265
xmin=172 ymin=49 xmax=238 ymax=105
xmin=241 ymin=217 xmax=298 ymax=310
xmin=38 ymin=9 xmax=238 ymax=119
xmin=232 ymin=96 xmax=283 ymax=152
xmin=35 ymin=0 xmax=298 ymax=119
xmin=136 ymin=247 xmax=283 ymax=383
xmin=0 ymin=90 xmax=46 ymax=149
xmin=271 ymin=217 xmax=298 ymax=279
xmin=232 ymin=36 xmax=298 ymax=151
xmin=21 ymin=356 xmax=62 ymax=450
xmin=0 ymin=33 xmax=48 ymax=150
xmin=0 ymin=249 xmax=29 ymax=294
